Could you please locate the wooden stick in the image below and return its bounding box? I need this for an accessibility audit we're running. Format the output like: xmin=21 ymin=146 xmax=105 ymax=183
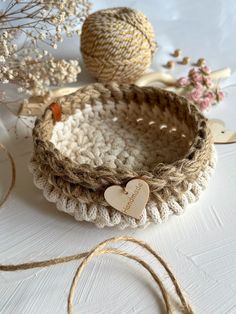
xmin=135 ymin=67 xmax=231 ymax=87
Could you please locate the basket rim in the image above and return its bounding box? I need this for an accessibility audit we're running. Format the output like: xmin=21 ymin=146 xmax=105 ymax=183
xmin=29 ymin=145 xmax=216 ymax=228
xmin=32 ymin=82 xmax=213 ymax=201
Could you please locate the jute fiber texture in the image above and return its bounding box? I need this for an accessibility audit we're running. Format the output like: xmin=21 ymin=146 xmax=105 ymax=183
xmin=0 ymin=144 xmax=16 ymax=207
xmin=0 ymin=236 xmax=194 ymax=314
xmin=80 ymin=7 xmax=156 ymax=83
xmin=30 ymin=82 xmax=216 ymax=228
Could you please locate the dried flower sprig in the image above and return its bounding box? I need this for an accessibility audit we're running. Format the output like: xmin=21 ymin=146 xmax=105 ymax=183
xmin=5 ymin=49 xmax=81 ymax=98
xmin=176 ymin=65 xmax=224 ymax=111
xmin=0 ymin=0 xmax=91 ymax=103
xmin=0 ymin=0 xmax=91 ymax=52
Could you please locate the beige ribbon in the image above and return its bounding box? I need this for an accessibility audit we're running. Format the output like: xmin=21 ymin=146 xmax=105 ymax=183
xmin=135 ymin=67 xmax=231 ymax=87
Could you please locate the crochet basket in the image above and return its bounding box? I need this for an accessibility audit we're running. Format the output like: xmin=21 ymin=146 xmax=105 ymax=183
xmin=30 ymin=83 xmax=216 ymax=229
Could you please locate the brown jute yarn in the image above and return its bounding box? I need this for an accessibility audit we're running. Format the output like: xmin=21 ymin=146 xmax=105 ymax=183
xmin=30 ymin=82 xmax=216 ymax=229
xmin=0 ymin=144 xmax=16 ymax=207
xmin=0 ymin=235 xmax=194 ymax=313
xmin=81 ymin=7 xmax=156 ymax=83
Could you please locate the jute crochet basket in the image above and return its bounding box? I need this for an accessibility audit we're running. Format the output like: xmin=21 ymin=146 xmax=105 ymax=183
xmin=30 ymin=83 xmax=216 ymax=229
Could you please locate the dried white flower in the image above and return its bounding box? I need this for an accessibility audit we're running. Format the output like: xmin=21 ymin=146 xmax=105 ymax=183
xmin=6 ymin=49 xmax=81 ymax=97
xmin=0 ymin=0 xmax=91 ymax=102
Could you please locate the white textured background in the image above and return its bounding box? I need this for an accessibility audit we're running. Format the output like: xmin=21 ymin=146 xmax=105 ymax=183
xmin=0 ymin=0 xmax=236 ymax=313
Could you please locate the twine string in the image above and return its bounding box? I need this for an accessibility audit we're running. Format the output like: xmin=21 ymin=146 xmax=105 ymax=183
xmin=0 ymin=146 xmax=193 ymax=313
xmin=0 ymin=235 xmax=194 ymax=314
xmin=68 ymin=247 xmax=172 ymax=314
xmin=67 ymin=236 xmax=193 ymax=314
xmin=0 ymin=143 xmax=16 ymax=207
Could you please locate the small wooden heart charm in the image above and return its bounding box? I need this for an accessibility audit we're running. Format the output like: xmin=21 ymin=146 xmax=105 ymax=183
xmin=104 ymin=179 xmax=150 ymax=219
xmin=208 ymin=119 xmax=236 ymax=144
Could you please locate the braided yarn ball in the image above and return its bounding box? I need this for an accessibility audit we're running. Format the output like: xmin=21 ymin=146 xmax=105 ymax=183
xmin=81 ymin=7 xmax=156 ymax=83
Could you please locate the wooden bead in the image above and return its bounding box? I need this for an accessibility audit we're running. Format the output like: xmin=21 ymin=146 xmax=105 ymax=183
xmin=173 ymin=49 xmax=182 ymax=57
xmin=182 ymin=57 xmax=190 ymax=65
xmin=165 ymin=61 xmax=175 ymax=69
xmin=197 ymin=58 xmax=206 ymax=67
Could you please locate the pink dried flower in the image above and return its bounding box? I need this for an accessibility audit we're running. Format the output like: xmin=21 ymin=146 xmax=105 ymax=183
xmin=215 ymin=90 xmax=225 ymax=102
xmin=189 ymin=68 xmax=199 ymax=76
xmin=187 ymin=87 xmax=202 ymax=102
xmin=205 ymin=91 xmax=216 ymax=103
xmin=203 ymin=76 xmax=213 ymax=87
xmin=189 ymin=68 xmax=204 ymax=85
xmin=176 ymin=77 xmax=190 ymax=87
xmin=192 ymin=72 xmax=203 ymax=84
xmin=194 ymin=82 xmax=204 ymax=91
xmin=200 ymin=66 xmax=210 ymax=75
xmin=175 ymin=64 xmax=224 ymax=112
xmin=199 ymin=97 xmax=212 ymax=111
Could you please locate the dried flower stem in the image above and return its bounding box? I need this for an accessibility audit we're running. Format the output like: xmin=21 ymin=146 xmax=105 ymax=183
xmin=0 ymin=0 xmax=91 ymax=106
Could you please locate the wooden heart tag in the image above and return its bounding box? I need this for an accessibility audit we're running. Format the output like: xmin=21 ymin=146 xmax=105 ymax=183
xmin=104 ymin=179 xmax=150 ymax=219
xmin=208 ymin=119 xmax=236 ymax=144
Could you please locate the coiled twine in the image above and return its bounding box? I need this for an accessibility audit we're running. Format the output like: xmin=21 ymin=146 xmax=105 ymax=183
xmin=81 ymin=7 xmax=156 ymax=83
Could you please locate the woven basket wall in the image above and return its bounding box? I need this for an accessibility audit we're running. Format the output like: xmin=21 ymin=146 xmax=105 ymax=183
xmin=30 ymin=83 xmax=216 ymax=229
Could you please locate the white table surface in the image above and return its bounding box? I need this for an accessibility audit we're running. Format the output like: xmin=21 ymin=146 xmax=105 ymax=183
xmin=1 ymin=0 xmax=236 ymax=313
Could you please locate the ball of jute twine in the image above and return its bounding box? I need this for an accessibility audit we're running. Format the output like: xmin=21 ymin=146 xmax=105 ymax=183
xmin=0 ymin=234 xmax=194 ymax=313
xmin=81 ymin=7 xmax=156 ymax=83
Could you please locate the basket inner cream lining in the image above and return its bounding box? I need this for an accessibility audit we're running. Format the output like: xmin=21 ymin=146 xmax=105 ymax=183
xmin=50 ymin=100 xmax=194 ymax=171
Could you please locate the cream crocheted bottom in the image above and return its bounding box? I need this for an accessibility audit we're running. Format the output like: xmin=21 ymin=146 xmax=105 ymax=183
xmin=29 ymin=106 xmax=216 ymax=229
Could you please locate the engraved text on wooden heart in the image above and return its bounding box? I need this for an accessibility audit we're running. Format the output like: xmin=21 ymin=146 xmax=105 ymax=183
xmin=104 ymin=179 xmax=150 ymax=219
